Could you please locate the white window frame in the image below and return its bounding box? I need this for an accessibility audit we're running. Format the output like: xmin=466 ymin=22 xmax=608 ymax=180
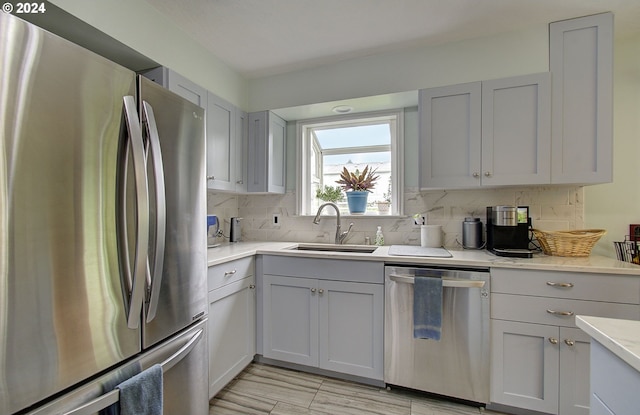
xmin=296 ymin=109 xmax=404 ymax=216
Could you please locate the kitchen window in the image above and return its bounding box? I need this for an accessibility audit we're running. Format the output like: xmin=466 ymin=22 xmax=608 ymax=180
xmin=296 ymin=110 xmax=404 ymax=216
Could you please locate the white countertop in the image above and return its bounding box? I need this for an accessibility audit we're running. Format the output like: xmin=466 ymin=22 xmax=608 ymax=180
xmin=207 ymin=241 xmax=640 ymax=275
xmin=576 ymin=315 xmax=640 ymax=372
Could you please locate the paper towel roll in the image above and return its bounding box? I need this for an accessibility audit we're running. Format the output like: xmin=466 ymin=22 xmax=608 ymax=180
xmin=421 ymin=225 xmax=442 ymax=248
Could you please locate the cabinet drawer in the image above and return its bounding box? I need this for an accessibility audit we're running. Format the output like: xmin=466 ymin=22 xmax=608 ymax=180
xmin=208 ymin=256 xmax=254 ymax=291
xmin=262 ymin=255 xmax=383 ymax=284
xmin=491 ymin=268 xmax=640 ymax=304
xmin=492 ymin=293 xmax=640 ymax=328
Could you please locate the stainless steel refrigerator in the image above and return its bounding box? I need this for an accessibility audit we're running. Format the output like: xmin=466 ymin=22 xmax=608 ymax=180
xmin=0 ymin=13 xmax=208 ymax=415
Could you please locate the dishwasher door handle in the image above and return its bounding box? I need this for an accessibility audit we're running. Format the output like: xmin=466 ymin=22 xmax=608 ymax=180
xmin=389 ymin=274 xmax=485 ymax=288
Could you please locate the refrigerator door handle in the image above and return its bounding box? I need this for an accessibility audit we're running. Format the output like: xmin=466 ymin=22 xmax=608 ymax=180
xmin=141 ymin=101 xmax=166 ymax=323
xmin=61 ymin=329 xmax=204 ymax=415
xmin=120 ymin=95 xmax=150 ymax=329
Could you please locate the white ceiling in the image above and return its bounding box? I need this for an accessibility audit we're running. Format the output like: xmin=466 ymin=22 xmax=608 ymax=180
xmin=143 ymin=0 xmax=640 ymax=80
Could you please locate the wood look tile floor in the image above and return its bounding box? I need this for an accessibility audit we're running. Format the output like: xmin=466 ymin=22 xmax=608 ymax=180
xmin=209 ymin=363 xmax=506 ymax=415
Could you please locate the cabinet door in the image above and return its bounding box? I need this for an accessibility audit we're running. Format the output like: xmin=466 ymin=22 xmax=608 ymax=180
xmin=481 ymin=73 xmax=551 ymax=186
xmin=206 ymin=93 xmax=236 ymax=191
xmin=247 ymin=111 xmax=286 ymax=193
xmin=208 ymin=276 xmax=256 ymax=398
xmin=247 ymin=112 xmax=267 ymax=192
xmin=235 ymin=110 xmax=248 ymax=193
xmin=318 ymin=280 xmax=384 ymax=380
xmin=490 ymin=320 xmax=559 ymax=414
xmin=559 ymin=327 xmax=591 ymax=415
xmin=550 ymin=13 xmax=613 ymax=184
xmin=262 ymin=275 xmax=318 ymax=366
xmin=268 ymin=113 xmax=287 ymax=194
xmin=419 ymin=82 xmax=481 ymax=189
xmin=166 ymin=70 xmax=207 ymax=108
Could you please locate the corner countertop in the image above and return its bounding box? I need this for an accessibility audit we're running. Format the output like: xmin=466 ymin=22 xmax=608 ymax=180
xmin=576 ymin=315 xmax=640 ymax=372
xmin=207 ymin=241 xmax=640 ymax=275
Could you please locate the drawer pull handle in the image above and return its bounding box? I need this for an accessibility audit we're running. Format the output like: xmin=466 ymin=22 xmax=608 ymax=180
xmin=549 ymin=337 xmax=558 ymax=345
xmin=546 ymin=309 xmax=575 ymax=316
xmin=546 ymin=281 xmax=574 ymax=288
xmin=564 ymin=339 xmax=575 ymax=346
xmin=224 ymin=270 xmax=237 ymax=277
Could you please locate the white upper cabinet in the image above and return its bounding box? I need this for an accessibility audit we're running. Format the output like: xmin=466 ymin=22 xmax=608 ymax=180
xmin=550 ymin=13 xmax=613 ymax=184
xmin=141 ymin=67 xmax=207 ymax=108
xmin=235 ymin=110 xmax=248 ymax=193
xmin=141 ymin=67 xmax=248 ymax=193
xmin=419 ymin=73 xmax=551 ymax=189
xmin=482 ymin=73 xmax=551 ymax=186
xmin=206 ymin=93 xmax=236 ymax=191
xmin=419 ymin=82 xmax=482 ymax=189
xmin=247 ymin=111 xmax=286 ymax=194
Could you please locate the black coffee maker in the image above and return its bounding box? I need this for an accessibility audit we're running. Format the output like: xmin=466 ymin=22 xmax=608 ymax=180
xmin=486 ymin=206 xmax=533 ymax=258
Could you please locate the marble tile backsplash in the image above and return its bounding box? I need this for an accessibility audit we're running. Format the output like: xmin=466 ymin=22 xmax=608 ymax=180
xmin=208 ymin=186 xmax=584 ymax=248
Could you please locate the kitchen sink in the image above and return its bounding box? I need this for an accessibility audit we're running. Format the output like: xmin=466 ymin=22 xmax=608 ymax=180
xmin=288 ymin=244 xmax=378 ymax=253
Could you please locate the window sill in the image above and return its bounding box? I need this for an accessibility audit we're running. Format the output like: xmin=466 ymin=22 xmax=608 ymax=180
xmin=297 ymin=214 xmax=408 ymax=219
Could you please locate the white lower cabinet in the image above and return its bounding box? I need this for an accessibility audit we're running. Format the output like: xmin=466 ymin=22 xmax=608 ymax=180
xmin=491 ymin=320 xmax=590 ymax=415
xmin=260 ymin=256 xmax=384 ymax=380
xmin=262 ymin=275 xmax=318 ymax=367
xmin=207 ymin=258 xmax=256 ymax=398
xmin=490 ymin=268 xmax=640 ymax=415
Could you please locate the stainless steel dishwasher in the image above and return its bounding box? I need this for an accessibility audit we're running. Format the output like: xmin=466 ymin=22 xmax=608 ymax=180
xmin=384 ymin=265 xmax=490 ymax=404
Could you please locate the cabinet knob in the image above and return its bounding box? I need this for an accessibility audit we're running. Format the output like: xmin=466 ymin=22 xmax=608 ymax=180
xmin=472 ymin=172 xmax=480 ymax=178
xmin=318 ymin=289 xmax=324 ymax=294
xmin=484 ymin=171 xmax=491 ymax=177
xmin=207 ymin=176 xmax=215 ymax=180
xmin=548 ymin=337 xmax=559 ymax=345
xmin=310 ymin=288 xmax=316 ymax=293
xmin=564 ymin=339 xmax=575 ymax=347
xmin=546 ymin=281 xmax=574 ymax=288
xmin=236 ymin=180 xmax=244 ymax=184
xmin=546 ymin=309 xmax=575 ymax=316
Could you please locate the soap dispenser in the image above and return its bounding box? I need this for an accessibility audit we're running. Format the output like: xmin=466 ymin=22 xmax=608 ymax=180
xmin=375 ymin=226 xmax=385 ymax=246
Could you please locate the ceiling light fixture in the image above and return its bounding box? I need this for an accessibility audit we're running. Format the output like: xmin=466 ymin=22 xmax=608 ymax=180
xmin=332 ymin=105 xmax=353 ymax=114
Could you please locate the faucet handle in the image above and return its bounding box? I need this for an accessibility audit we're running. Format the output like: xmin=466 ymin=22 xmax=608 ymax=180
xmin=339 ymin=222 xmax=355 ymax=243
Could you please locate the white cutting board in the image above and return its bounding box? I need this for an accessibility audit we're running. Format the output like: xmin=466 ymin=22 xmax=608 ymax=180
xmin=387 ymin=245 xmax=453 ymax=258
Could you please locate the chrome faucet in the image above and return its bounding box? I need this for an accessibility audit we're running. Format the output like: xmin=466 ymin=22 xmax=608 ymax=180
xmin=313 ymin=202 xmax=354 ymax=244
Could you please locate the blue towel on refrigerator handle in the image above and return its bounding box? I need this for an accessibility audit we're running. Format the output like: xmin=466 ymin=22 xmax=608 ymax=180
xmin=413 ymin=276 xmax=443 ymax=340
xmin=117 ymin=364 xmax=163 ymax=415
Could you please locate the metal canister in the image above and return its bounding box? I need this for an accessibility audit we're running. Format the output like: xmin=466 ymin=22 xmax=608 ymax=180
xmin=462 ymin=217 xmax=483 ymax=249
xmin=229 ymin=217 xmax=242 ymax=242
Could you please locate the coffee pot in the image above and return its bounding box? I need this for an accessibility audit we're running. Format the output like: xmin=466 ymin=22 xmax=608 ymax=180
xmin=486 ymin=206 xmax=533 ymax=257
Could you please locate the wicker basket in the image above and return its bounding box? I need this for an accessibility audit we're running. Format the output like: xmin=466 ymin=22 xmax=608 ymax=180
xmin=532 ymin=229 xmax=606 ymax=257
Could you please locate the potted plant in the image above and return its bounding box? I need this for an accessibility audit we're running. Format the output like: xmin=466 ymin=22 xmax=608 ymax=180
xmin=376 ymin=178 xmax=392 ymax=214
xmin=315 ymin=185 xmax=344 ymax=203
xmin=336 ymin=165 xmax=379 ymax=214
xmin=377 ymin=193 xmax=391 ymax=214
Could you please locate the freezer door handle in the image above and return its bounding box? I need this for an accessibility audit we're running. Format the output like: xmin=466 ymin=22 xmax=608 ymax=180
xmin=141 ymin=101 xmax=166 ymax=323
xmin=389 ymin=274 xmax=485 ymax=288
xmin=61 ymin=329 xmax=204 ymax=415
xmin=119 ymin=96 xmax=150 ymax=329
